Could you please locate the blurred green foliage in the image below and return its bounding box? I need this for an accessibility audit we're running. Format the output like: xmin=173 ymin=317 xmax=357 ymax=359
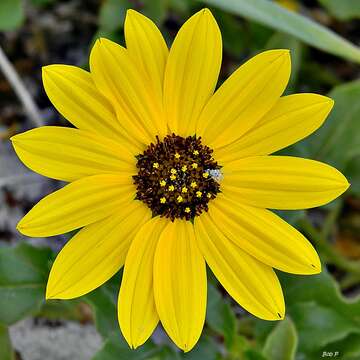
xmin=0 ymin=0 xmax=24 ymax=31
xmin=318 ymin=0 xmax=360 ymax=21
xmin=1 ymin=0 xmax=360 ymax=359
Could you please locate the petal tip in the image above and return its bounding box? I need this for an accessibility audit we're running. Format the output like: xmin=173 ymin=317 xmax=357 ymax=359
xmin=16 ymin=220 xmax=27 ymax=234
xmin=125 ymin=8 xmax=143 ymax=21
xmin=310 ymin=262 xmax=322 ymax=274
xmin=10 ymin=134 xmax=19 ymax=143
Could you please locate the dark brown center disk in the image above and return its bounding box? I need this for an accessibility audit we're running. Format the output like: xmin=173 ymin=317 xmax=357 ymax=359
xmin=133 ymin=134 xmax=221 ymax=221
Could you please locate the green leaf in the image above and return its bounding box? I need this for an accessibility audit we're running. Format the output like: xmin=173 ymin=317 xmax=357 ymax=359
xmin=318 ymin=0 xmax=360 ymax=21
xmin=0 ymin=0 xmax=24 ymax=31
xmin=265 ymin=32 xmax=303 ymax=91
xmin=84 ymin=272 xmax=121 ymax=338
xmin=206 ymin=283 xmax=237 ymax=348
xmin=0 ymin=243 xmax=52 ymax=325
xmin=183 ymin=335 xmax=220 ymax=360
xmin=319 ymin=333 xmax=360 ymax=360
xmin=263 ymin=317 xmax=298 ymax=360
xmin=203 ymin=0 xmax=360 ymax=63
xmin=98 ymin=0 xmax=131 ymax=32
xmin=290 ymin=302 xmax=360 ymax=357
xmin=141 ymin=0 xmax=167 ymax=25
xmin=279 ymin=270 xmax=360 ymax=357
xmin=280 ymin=271 xmax=360 ymax=324
xmin=0 ymin=325 xmax=14 ymax=360
xmin=303 ymin=80 xmax=360 ymax=194
xmin=92 ymin=332 xmax=158 ymax=360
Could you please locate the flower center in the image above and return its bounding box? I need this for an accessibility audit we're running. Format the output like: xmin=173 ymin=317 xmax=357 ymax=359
xmin=133 ymin=134 xmax=222 ymax=221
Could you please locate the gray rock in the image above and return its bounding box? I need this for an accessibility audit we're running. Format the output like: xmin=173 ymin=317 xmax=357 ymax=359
xmin=10 ymin=318 xmax=102 ymax=360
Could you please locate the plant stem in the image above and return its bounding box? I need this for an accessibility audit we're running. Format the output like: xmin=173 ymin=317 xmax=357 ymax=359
xmin=0 ymin=45 xmax=43 ymax=127
xmin=299 ymin=217 xmax=360 ymax=276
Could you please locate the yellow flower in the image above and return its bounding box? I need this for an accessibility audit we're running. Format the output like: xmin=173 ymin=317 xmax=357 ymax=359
xmin=168 ymin=185 xmax=175 ymax=192
xmin=11 ymin=8 xmax=349 ymax=353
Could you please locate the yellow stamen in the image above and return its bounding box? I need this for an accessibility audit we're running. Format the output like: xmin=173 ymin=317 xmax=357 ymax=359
xmin=170 ymin=168 xmax=177 ymax=174
xmin=207 ymin=193 xmax=212 ymax=198
xmin=159 ymin=180 xmax=166 ymax=187
xmin=177 ymin=195 xmax=183 ymax=203
xmin=190 ymin=181 xmax=197 ymax=188
xmin=174 ymin=152 xmax=181 ymax=159
xmin=160 ymin=197 xmax=166 ymax=204
xmin=168 ymin=185 xmax=175 ymax=192
xmin=181 ymin=187 xmax=188 ymax=193
xmin=185 ymin=207 xmax=191 ymax=213
xmin=196 ymin=191 xmax=202 ymax=198
xmin=153 ymin=162 xmax=159 ymax=169
xmin=193 ymin=150 xmax=199 ymax=155
xmin=202 ymin=172 xmax=209 ymax=178
xmin=170 ymin=174 xmax=176 ymax=180
xmin=181 ymin=165 xmax=187 ymax=172
xmin=191 ymin=163 xmax=198 ymax=169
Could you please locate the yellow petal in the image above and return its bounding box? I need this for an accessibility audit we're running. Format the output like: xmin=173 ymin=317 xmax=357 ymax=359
xmin=17 ymin=174 xmax=135 ymax=237
xmin=216 ymin=94 xmax=334 ymax=162
xmin=207 ymin=194 xmax=320 ymax=274
xmin=42 ymin=65 xmax=138 ymax=150
xmin=90 ymin=38 xmax=166 ymax=144
xmin=197 ymin=50 xmax=291 ymax=148
xmin=125 ymin=9 xmax=168 ymax=102
xmin=154 ymin=220 xmax=206 ymax=352
xmin=11 ymin=126 xmax=135 ymax=182
xmin=194 ymin=213 xmax=285 ymax=320
xmin=164 ymin=9 xmax=222 ymax=136
xmin=118 ymin=217 xmax=167 ymax=349
xmin=222 ymin=156 xmax=349 ymax=209
xmin=46 ymin=201 xmax=150 ymax=299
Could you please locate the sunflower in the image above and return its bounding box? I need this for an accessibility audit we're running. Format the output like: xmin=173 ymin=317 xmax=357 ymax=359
xmin=11 ymin=8 xmax=349 ymax=352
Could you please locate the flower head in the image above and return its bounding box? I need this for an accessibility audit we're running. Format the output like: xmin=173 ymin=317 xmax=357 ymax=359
xmin=11 ymin=8 xmax=349 ymax=353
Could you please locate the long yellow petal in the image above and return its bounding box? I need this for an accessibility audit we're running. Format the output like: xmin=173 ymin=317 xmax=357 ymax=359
xmin=42 ymin=65 xmax=137 ymax=149
xmin=118 ymin=217 xmax=167 ymax=349
xmin=90 ymin=38 xmax=166 ymax=144
xmin=207 ymin=195 xmax=320 ymax=274
xmin=154 ymin=220 xmax=206 ymax=352
xmin=17 ymin=174 xmax=135 ymax=237
xmin=216 ymin=94 xmax=334 ymax=162
xmin=222 ymin=156 xmax=349 ymax=209
xmin=194 ymin=213 xmax=285 ymax=320
xmin=46 ymin=201 xmax=150 ymax=299
xmin=197 ymin=50 xmax=291 ymax=148
xmin=125 ymin=9 xmax=168 ymax=102
xmin=164 ymin=9 xmax=222 ymax=136
xmin=11 ymin=126 xmax=135 ymax=182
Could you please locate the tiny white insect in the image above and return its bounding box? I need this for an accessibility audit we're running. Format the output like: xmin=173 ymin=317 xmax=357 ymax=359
xmin=206 ymin=169 xmax=223 ymax=183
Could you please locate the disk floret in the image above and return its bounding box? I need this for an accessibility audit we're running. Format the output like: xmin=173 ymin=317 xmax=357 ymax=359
xmin=133 ymin=134 xmax=221 ymax=220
